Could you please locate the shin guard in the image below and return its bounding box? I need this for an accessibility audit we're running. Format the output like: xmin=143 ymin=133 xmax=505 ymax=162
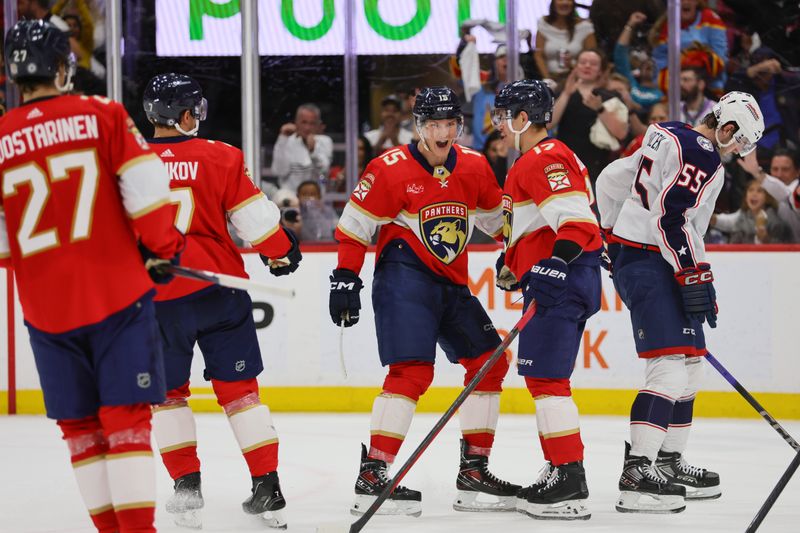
xmin=213 ymin=378 xmax=279 ymax=477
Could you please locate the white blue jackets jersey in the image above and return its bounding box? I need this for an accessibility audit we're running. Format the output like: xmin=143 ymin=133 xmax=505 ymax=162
xmin=596 ymin=121 xmax=723 ymax=272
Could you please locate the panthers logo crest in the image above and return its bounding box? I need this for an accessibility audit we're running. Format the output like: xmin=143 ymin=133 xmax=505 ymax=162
xmin=420 ymin=202 xmax=468 ymax=264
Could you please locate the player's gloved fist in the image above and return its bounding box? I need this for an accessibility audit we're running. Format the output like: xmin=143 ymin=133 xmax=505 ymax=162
xmin=495 ymin=253 xmax=519 ymax=291
xmin=261 ymin=227 xmax=302 ymax=277
xmin=138 ymin=241 xmax=180 ymax=285
xmin=526 ymin=257 xmax=569 ymax=307
xmin=329 ymin=268 xmax=363 ymax=327
xmin=675 ymin=263 xmax=717 ymax=328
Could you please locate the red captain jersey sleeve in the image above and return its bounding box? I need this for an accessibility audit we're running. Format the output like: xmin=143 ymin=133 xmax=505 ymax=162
xmin=335 ymin=158 xmax=405 ymax=274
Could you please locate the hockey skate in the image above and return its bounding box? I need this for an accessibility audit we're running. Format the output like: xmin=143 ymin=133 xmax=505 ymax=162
xmin=656 ymin=450 xmax=721 ymax=500
xmin=453 ymin=439 xmax=521 ymax=512
xmin=242 ymin=471 xmax=287 ymax=529
xmin=351 ymin=443 xmax=422 ymax=517
xmin=515 ymin=462 xmax=553 ymax=513
xmin=525 ymin=461 xmax=590 ymax=520
xmin=165 ymin=472 xmax=204 ymax=529
xmin=616 ymin=442 xmax=686 ymax=514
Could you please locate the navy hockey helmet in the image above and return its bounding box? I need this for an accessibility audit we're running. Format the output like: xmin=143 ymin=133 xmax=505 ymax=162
xmin=413 ymin=86 xmax=464 ymax=140
xmin=4 ymin=20 xmax=76 ymax=91
xmin=143 ymin=73 xmax=207 ymax=134
xmin=413 ymin=86 xmax=463 ymax=121
xmin=492 ymin=79 xmax=554 ymax=127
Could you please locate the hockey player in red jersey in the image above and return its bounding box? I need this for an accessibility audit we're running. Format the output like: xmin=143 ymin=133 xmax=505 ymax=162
xmin=0 ymin=21 xmax=184 ymax=533
xmin=493 ymin=79 xmax=603 ymax=520
xmin=329 ymin=86 xmax=520 ymax=516
xmin=142 ymin=73 xmax=301 ymax=529
xmin=597 ymin=92 xmax=764 ymax=513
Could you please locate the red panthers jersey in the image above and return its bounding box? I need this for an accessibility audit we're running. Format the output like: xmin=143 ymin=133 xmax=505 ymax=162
xmin=503 ymin=138 xmax=602 ymax=279
xmin=0 ymin=95 xmax=183 ymax=333
xmin=336 ymin=143 xmax=503 ymax=285
xmin=148 ymin=137 xmax=291 ymax=301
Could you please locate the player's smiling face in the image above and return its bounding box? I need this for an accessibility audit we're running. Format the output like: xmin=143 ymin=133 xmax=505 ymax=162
xmin=494 ymin=110 xmax=527 ymax=149
xmin=421 ymin=118 xmax=459 ymax=157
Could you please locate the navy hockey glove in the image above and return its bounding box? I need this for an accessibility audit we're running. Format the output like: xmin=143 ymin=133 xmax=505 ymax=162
xmin=261 ymin=227 xmax=302 ymax=277
xmin=329 ymin=269 xmax=363 ymax=327
xmin=495 ymin=253 xmax=520 ymax=291
xmin=526 ymin=257 xmax=569 ymax=307
xmin=675 ymin=263 xmax=717 ymax=328
xmin=138 ymin=241 xmax=180 ymax=285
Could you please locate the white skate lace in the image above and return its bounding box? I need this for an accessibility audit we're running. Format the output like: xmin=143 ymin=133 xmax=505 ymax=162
xmin=541 ymin=466 xmax=561 ymax=491
xmin=534 ymin=462 xmax=553 ymax=485
xmin=678 ymin=457 xmax=706 ymax=477
xmin=644 ymin=464 xmax=669 ymax=484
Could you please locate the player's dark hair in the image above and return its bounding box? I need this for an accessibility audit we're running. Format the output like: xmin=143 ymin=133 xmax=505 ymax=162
xmin=701 ymin=112 xmax=718 ymax=129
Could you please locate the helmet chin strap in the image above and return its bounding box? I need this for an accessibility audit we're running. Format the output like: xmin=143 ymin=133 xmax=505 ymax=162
xmin=54 ymin=65 xmax=75 ymax=93
xmin=506 ymin=118 xmax=532 ymax=151
xmin=175 ymin=121 xmax=200 ymax=136
xmin=714 ymin=127 xmax=736 ymax=150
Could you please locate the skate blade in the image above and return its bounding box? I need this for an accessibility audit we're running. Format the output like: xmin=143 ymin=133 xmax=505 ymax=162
xmin=256 ymin=509 xmax=287 ymax=529
xmin=351 ymin=494 xmax=421 ymax=517
xmin=453 ymin=490 xmax=517 ymax=512
xmin=616 ymin=491 xmax=685 ymax=513
xmin=169 ymin=509 xmax=202 ymax=529
xmin=685 ymin=484 xmax=722 ymax=500
xmin=525 ymin=498 xmax=591 ymax=520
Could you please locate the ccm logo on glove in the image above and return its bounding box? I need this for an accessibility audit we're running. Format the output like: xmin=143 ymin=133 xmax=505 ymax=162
xmin=331 ymin=280 xmax=358 ymax=291
xmin=531 ymin=265 xmax=567 ymax=280
xmin=677 ymin=271 xmax=714 ymax=285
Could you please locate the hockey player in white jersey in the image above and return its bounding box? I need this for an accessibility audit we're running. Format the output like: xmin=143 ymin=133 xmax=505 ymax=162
xmin=596 ymin=92 xmax=764 ymax=513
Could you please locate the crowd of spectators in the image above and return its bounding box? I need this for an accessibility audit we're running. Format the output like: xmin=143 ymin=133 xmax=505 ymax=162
xmin=6 ymin=1 xmax=797 ymax=246
xmin=446 ymin=0 xmax=800 ymax=245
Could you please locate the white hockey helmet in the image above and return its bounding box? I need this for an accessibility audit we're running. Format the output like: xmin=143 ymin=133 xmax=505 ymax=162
xmin=712 ymin=91 xmax=765 ymax=156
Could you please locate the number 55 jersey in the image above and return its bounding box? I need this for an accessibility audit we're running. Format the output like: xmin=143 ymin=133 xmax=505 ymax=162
xmin=596 ymin=122 xmax=724 ymax=272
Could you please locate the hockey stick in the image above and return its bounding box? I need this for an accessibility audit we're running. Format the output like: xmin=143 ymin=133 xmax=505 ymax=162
xmin=163 ymin=264 xmax=296 ymax=298
xmin=745 ymin=449 xmax=800 ymax=532
xmin=336 ymin=301 xmax=538 ymax=533
xmin=706 ymin=353 xmax=800 ymax=452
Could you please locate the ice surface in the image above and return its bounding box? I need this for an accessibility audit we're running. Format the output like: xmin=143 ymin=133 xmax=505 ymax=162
xmin=1 ymin=413 xmax=798 ymax=532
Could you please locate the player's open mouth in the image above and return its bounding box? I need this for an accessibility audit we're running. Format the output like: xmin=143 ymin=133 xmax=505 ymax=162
xmin=436 ymin=141 xmax=449 ymax=148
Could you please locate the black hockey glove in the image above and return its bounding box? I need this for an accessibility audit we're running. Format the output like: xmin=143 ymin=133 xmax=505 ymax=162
xmin=675 ymin=263 xmax=717 ymax=328
xmin=138 ymin=241 xmax=181 ymax=285
xmin=525 ymin=257 xmax=569 ymax=307
xmin=495 ymin=252 xmax=520 ymax=291
xmin=261 ymin=227 xmax=302 ymax=277
xmin=329 ymin=268 xmax=363 ymax=327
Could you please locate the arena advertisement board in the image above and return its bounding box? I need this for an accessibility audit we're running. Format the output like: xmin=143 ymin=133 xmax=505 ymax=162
xmin=3 ymin=250 xmax=799 ymax=417
xmin=155 ymin=0 xmax=590 ymax=56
